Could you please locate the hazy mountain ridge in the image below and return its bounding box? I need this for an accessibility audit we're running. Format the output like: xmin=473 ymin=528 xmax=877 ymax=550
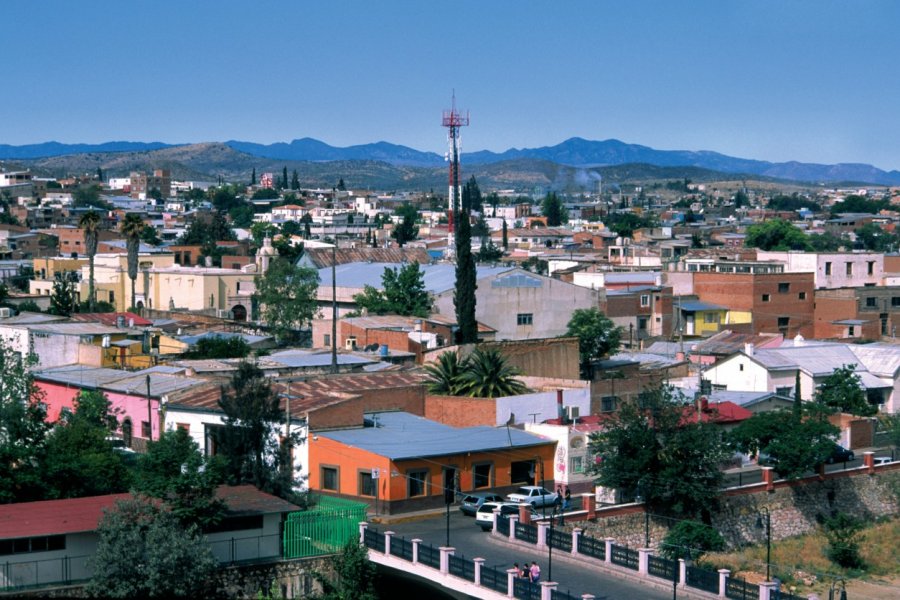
xmin=3 ymin=137 xmax=899 ymax=186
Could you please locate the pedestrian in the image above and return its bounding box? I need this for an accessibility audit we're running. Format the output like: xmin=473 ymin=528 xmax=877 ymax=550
xmin=520 ymin=561 xmax=529 ymax=578
xmin=513 ymin=563 xmax=520 ymax=577
xmin=564 ymin=487 xmax=572 ymax=510
xmin=530 ymin=561 xmax=541 ymax=583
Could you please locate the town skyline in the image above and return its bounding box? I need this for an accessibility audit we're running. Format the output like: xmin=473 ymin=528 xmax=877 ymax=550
xmin=3 ymin=1 xmax=900 ymax=169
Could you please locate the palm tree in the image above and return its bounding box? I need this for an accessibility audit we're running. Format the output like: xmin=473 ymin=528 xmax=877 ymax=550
xmin=458 ymin=347 xmax=529 ymax=398
xmin=78 ymin=210 xmax=101 ymax=312
xmin=120 ymin=214 xmax=145 ymax=311
xmin=422 ymin=350 xmax=470 ymax=395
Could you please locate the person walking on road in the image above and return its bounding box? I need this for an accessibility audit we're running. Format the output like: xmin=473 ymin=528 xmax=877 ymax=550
xmin=564 ymin=486 xmax=572 ymax=510
xmin=530 ymin=561 xmax=541 ymax=583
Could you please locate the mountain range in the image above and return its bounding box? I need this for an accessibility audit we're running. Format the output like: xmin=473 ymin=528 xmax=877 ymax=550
xmin=2 ymin=137 xmax=899 ymax=187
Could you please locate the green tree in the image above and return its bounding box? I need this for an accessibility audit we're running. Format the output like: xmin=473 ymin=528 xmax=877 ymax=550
xmin=314 ymin=540 xmax=378 ymax=600
xmin=588 ymin=385 xmax=728 ymax=517
xmin=140 ymin=225 xmax=161 ymax=246
xmin=565 ymin=308 xmax=622 ymax=379
xmin=43 ymin=391 xmax=130 ymax=499
xmin=660 ymin=520 xmax=725 ymax=561
xmin=254 ymin=258 xmax=319 ymax=342
xmin=253 ymin=187 xmax=280 ymax=200
xmin=210 ymin=185 xmax=242 ymax=212
xmin=217 ymin=362 xmax=301 ymax=501
xmin=251 ymin=167 xmax=256 ymax=186
xmin=603 ymin=212 xmax=657 ymax=238
xmin=854 ymin=222 xmax=897 ymax=252
xmin=391 ymin=203 xmax=419 ymax=247
xmin=183 ymin=335 xmax=252 ymax=359
xmin=807 ymin=231 xmax=845 ymax=252
xmin=86 ymin=497 xmax=218 ymax=599
xmin=541 ymin=192 xmax=568 ymax=226
xmin=457 ymin=347 xmax=529 ymax=398
xmin=461 ymin=176 xmax=482 ymax=213
xmin=0 ymin=341 xmax=49 ymax=503
xmin=336 ymin=177 xmax=346 ymax=192
xmin=120 ymin=214 xmax=145 ymax=310
xmin=282 ymin=167 xmax=289 ymax=191
xmin=49 ymin=271 xmax=78 ymax=316
xmin=229 ymin=204 xmax=256 ymax=228
xmin=79 ymin=209 xmax=102 ymax=311
xmin=291 ymin=170 xmax=301 ymax=190
xmin=502 ymin=219 xmax=508 ymax=249
xmin=135 ymin=427 xmax=226 ymax=529
xmin=73 ymin=184 xmax=104 ymax=208
xmin=733 ymin=190 xmax=748 ymax=208
xmin=823 ymin=512 xmax=866 ymax=570
xmin=830 ymin=194 xmax=888 ymax=216
xmin=454 ymin=210 xmax=478 ymax=344
xmin=744 ymin=219 xmax=811 ymax=251
xmin=353 ymin=262 xmax=430 ymax=317
xmin=476 ymin=241 xmax=504 ymax=263
xmin=728 ymin=408 xmax=839 ymax=479
xmin=815 ymin=365 xmax=877 ymax=417
xmin=422 ymin=351 xmax=470 ymax=396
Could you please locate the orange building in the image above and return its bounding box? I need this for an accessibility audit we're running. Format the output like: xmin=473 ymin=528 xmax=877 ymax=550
xmin=310 ymin=411 xmax=556 ymax=515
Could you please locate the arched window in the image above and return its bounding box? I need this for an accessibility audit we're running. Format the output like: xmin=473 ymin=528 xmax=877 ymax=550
xmin=121 ymin=418 xmax=133 ymax=448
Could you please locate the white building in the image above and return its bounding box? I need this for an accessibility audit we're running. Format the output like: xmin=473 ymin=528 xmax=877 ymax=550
xmin=756 ymin=250 xmax=883 ymax=289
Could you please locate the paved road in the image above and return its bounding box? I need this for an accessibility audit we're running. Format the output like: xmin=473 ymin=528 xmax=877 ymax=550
xmin=383 ymin=510 xmax=673 ymax=600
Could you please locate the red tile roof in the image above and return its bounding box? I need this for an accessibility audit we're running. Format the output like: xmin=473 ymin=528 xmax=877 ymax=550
xmin=0 ymin=486 xmax=298 ymax=539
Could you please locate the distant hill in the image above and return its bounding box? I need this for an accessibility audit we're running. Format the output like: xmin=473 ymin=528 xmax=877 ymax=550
xmin=4 ymin=137 xmax=899 ymax=186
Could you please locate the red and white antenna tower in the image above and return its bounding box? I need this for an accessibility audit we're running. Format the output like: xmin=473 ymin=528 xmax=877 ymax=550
xmin=442 ymin=92 xmax=469 ymax=252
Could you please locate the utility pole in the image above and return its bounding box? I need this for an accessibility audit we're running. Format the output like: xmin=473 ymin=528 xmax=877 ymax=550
xmin=331 ymin=231 xmax=338 ymax=373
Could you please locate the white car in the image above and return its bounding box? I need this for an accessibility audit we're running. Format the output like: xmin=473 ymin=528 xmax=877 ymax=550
xmin=506 ymin=486 xmax=558 ymax=508
xmin=475 ymin=502 xmax=535 ymax=531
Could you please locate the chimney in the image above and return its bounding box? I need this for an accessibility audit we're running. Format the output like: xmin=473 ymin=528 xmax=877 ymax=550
xmin=744 ymin=343 xmax=754 ymax=357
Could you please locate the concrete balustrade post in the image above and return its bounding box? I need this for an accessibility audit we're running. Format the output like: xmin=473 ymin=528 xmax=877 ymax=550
xmin=582 ymin=493 xmax=595 ymax=519
xmin=507 ymin=568 xmax=518 ymax=597
xmin=411 ymin=538 xmax=421 ymax=564
xmin=492 ymin=508 xmax=501 ymax=534
xmin=572 ymin=528 xmax=582 ymax=555
xmin=540 ymin=581 xmax=557 ymax=600
xmin=358 ymin=522 xmax=368 ymax=546
xmin=638 ymin=548 xmax=651 ymax=576
xmin=581 ymin=595 xmax=595 ymax=600
xmin=473 ymin=558 xmax=485 ymax=586
xmin=761 ymin=467 xmax=775 ymax=492
xmin=678 ymin=558 xmax=687 ymax=589
xmin=718 ymin=569 xmax=730 ymax=598
xmin=759 ymin=580 xmax=778 ymax=600
xmin=439 ymin=547 xmax=454 ymax=574
xmin=384 ymin=531 xmax=394 ymax=555
xmin=536 ymin=522 xmax=549 ymax=548
xmin=604 ymin=538 xmax=614 ymax=564
xmin=864 ymin=451 xmax=875 ymax=475
xmin=508 ymin=514 xmax=519 ymax=541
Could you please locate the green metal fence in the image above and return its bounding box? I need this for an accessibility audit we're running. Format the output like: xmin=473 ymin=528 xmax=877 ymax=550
xmin=283 ymin=496 xmax=369 ymax=558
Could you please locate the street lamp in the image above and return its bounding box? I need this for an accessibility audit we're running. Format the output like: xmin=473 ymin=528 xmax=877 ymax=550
xmin=755 ymin=507 xmax=771 ymax=582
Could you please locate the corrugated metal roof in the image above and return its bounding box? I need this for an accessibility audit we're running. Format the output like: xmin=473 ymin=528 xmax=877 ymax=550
xmin=27 ymin=323 xmax=122 ymax=336
xmin=847 ymin=343 xmax=900 ymax=377
xmin=263 ymin=350 xmax=374 ymax=368
xmin=34 ymin=365 xmax=207 ymax=397
xmin=302 ymin=247 xmax=432 ymax=269
xmin=680 ymin=300 xmax=725 ymax=312
xmin=318 ymin=262 xmax=512 ymax=295
xmin=320 ymin=411 xmax=552 ymax=460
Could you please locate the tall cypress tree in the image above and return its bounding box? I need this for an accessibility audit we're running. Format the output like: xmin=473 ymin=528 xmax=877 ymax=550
xmin=793 ymin=370 xmax=802 ymax=420
xmin=250 ymin=168 xmax=256 ymax=186
xmin=502 ymin=219 xmax=508 ymax=250
xmin=454 ymin=203 xmax=478 ymax=344
xmin=281 ymin=166 xmax=288 ymax=191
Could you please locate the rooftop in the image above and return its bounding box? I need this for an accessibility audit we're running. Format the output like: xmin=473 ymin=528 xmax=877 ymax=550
xmin=319 ymin=411 xmax=553 ymax=460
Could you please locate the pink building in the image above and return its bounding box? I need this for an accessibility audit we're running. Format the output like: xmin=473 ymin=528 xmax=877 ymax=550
xmin=34 ymin=365 xmax=207 ymax=450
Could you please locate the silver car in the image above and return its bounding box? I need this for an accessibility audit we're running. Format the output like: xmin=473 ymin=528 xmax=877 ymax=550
xmin=459 ymin=493 xmax=504 ymax=516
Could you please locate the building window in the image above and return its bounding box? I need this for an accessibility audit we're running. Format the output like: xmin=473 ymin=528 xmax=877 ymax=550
xmin=893 ymin=297 xmax=900 ymax=307
xmin=472 ymin=463 xmax=493 ymax=489
xmin=516 ymin=313 xmax=533 ymax=326
xmin=868 ymin=261 xmax=875 ymax=275
xmin=321 ymin=466 xmax=339 ymax=492
xmin=761 ymin=294 xmax=770 ymax=302
xmin=0 ymin=535 xmax=66 ymax=556
xmin=570 ymin=456 xmax=585 ymax=474
xmin=323 ymin=334 xmax=330 ymax=347
xmin=407 ymin=469 xmax=429 ymax=497
xmin=848 ymin=326 xmax=856 ymax=337
xmin=358 ymin=470 xmax=376 ymax=497
xmin=109 ymin=291 xmax=114 ymax=303
xmin=777 ymin=317 xmax=790 ymax=333
xmin=601 ymin=395 xmax=618 ymax=412
xmin=866 ymin=297 xmax=877 ymax=308
xmin=141 ymin=421 xmax=151 ymax=439
xmin=775 ymin=386 xmax=793 ymax=397
xmin=778 ymin=282 xmax=790 ymax=293
xmin=799 ymin=292 xmax=807 ymax=300
xmin=739 ymin=363 xmax=744 ymax=371
xmin=176 ymin=422 xmax=189 ymax=431
xmin=703 ymin=312 xmax=720 ymax=324
xmin=640 ymin=294 xmax=650 ymax=307
xmin=825 ymin=262 xmax=832 ymax=276
xmin=846 ymin=262 xmax=853 ymax=276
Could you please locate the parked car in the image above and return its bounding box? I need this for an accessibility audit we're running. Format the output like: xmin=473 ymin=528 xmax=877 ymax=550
xmin=825 ymin=444 xmax=855 ymax=464
xmin=873 ymin=456 xmax=893 ymax=466
xmin=474 ymin=502 xmax=537 ymax=531
xmin=459 ymin=492 xmax=505 ymax=517
xmin=506 ymin=486 xmax=558 ymax=508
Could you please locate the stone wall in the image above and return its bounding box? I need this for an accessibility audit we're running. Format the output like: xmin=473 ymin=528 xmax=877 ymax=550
xmin=577 ymin=469 xmax=900 ymax=551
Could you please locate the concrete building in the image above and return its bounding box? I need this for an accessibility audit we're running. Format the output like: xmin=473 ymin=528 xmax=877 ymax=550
xmin=129 ymin=169 xmax=171 ymax=200
xmin=756 ymin=250 xmax=883 ymax=289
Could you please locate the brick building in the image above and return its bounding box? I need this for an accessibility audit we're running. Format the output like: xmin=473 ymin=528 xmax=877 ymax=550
xmin=129 ymin=169 xmax=171 ymax=199
xmin=693 ymin=271 xmax=814 ymax=338
xmin=814 ymin=286 xmax=900 ymax=340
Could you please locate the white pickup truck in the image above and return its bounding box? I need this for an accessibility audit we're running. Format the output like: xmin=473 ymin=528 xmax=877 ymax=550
xmin=506 ymin=486 xmax=558 ymax=508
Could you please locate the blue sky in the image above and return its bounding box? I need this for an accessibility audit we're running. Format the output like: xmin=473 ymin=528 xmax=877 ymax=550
xmin=4 ymin=1 xmax=899 ymax=169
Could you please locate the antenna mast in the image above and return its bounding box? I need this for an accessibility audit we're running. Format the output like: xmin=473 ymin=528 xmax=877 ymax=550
xmin=442 ymin=92 xmax=469 ymax=254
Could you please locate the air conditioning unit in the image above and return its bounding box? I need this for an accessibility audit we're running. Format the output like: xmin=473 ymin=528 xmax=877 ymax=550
xmin=565 ymin=406 xmax=580 ymax=421
xmin=345 ymin=337 xmax=357 ymax=350
xmin=216 ymin=309 xmax=232 ymax=319
xmin=0 ymin=307 xmax=11 ymax=318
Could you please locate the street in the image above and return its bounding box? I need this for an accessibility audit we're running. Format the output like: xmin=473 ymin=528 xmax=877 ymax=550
xmin=383 ymin=509 xmax=673 ymax=600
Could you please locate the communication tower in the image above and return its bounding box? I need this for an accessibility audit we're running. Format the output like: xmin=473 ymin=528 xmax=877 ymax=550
xmin=442 ymin=93 xmax=469 ymax=253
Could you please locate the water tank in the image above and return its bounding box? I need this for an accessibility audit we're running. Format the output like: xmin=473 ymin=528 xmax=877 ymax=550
xmin=116 ymin=315 xmax=126 ymax=328
xmin=379 ymin=344 xmax=389 ymax=357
